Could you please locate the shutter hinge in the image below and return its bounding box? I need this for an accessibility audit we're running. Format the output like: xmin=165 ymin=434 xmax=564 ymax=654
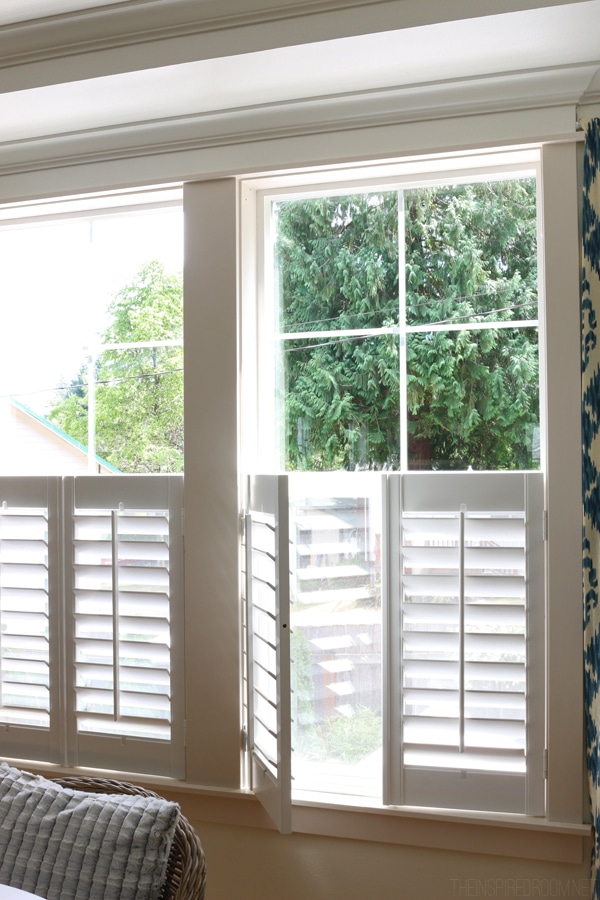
xmin=543 ymin=748 xmax=548 ymax=779
xmin=240 ymin=511 xmax=247 ymax=541
xmin=542 ymin=509 xmax=548 ymax=542
xmin=241 ymin=727 xmax=249 ymax=752
xmin=184 ymin=719 xmax=187 ymax=748
xmin=181 ymin=508 xmax=185 ymax=537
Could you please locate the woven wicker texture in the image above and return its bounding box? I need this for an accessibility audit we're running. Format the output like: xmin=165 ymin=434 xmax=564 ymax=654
xmin=52 ymin=777 xmax=206 ymax=900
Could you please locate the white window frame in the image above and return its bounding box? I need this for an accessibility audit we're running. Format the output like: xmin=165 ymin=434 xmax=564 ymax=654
xmin=239 ymin=141 xmax=584 ymax=832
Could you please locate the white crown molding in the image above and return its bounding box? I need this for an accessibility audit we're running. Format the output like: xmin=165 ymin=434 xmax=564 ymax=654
xmin=0 ymin=0 xmax=589 ymax=93
xmin=0 ymin=65 xmax=588 ymax=180
xmin=577 ymin=98 xmax=600 ymax=128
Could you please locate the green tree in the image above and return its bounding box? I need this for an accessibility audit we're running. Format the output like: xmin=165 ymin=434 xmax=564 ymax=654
xmin=404 ymin=180 xmax=538 ymax=469
xmin=276 ymin=178 xmax=539 ymax=471
xmin=49 ymin=261 xmax=183 ymax=473
xmin=50 ymin=367 xmax=90 ymax=446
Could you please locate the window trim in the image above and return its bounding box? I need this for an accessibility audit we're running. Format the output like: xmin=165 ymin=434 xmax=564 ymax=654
xmin=0 ymin=136 xmax=585 ymax=861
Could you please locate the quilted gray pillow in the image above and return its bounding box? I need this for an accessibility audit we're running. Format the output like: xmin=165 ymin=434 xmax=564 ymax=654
xmin=0 ymin=764 xmax=179 ymax=900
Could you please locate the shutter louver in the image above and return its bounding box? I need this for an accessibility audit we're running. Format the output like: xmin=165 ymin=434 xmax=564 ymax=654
xmin=389 ymin=472 xmax=544 ymax=815
xmin=65 ymin=475 xmax=184 ymax=778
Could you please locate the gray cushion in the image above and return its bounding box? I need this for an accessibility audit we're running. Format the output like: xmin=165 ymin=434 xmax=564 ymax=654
xmin=0 ymin=764 xmax=179 ymax=900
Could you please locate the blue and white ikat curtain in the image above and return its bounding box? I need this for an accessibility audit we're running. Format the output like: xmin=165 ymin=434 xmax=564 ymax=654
xmin=582 ymin=117 xmax=600 ymax=895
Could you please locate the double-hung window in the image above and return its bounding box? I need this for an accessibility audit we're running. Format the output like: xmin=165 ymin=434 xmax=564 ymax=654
xmin=244 ymin=148 xmax=549 ymax=826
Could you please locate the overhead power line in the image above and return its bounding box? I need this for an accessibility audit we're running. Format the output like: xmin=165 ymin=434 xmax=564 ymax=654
xmin=2 ymin=367 xmax=183 ymax=402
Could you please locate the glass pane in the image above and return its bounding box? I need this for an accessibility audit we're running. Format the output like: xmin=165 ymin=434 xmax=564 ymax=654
xmin=271 ymin=176 xmax=539 ymax=474
xmin=275 ymin=192 xmax=399 ymax=471
xmin=276 ymin=193 xmax=399 ymax=333
xmin=406 ymin=327 xmax=539 ymax=470
xmin=0 ymin=205 xmax=183 ymax=475
xmin=282 ymin=334 xmax=400 ymax=470
xmin=289 ymin=473 xmax=382 ymax=799
xmin=404 ymin=179 xmax=538 ymax=329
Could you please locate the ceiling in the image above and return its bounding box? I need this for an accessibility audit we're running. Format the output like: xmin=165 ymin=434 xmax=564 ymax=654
xmin=0 ymin=0 xmax=598 ymax=170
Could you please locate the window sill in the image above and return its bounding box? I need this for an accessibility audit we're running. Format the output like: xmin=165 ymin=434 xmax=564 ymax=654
xmin=292 ymin=794 xmax=590 ymax=862
xmin=166 ymin=788 xmax=590 ymax=864
xmin=18 ymin=761 xmax=589 ymax=864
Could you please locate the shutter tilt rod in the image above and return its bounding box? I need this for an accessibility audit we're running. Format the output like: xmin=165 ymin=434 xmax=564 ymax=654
xmin=111 ymin=510 xmax=120 ymax=721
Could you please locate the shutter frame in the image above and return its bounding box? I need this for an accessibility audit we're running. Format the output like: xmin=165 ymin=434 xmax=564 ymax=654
xmin=388 ymin=471 xmax=545 ymax=815
xmin=0 ymin=476 xmax=62 ymax=763
xmin=63 ymin=475 xmax=185 ymax=778
xmin=247 ymin=474 xmax=292 ymax=834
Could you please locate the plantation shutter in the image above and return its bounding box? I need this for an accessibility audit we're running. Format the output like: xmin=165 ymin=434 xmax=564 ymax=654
xmin=0 ymin=477 xmax=61 ymax=763
xmin=246 ymin=474 xmax=292 ymax=834
xmin=63 ymin=475 xmax=184 ymax=778
xmin=387 ymin=471 xmax=545 ymax=814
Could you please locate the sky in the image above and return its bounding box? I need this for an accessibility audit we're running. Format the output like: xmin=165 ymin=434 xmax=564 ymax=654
xmin=0 ymin=205 xmax=183 ymax=414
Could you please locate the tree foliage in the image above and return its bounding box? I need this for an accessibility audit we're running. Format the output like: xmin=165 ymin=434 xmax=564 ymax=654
xmin=276 ymin=178 xmax=539 ymax=471
xmin=49 ymin=261 xmax=183 ymax=473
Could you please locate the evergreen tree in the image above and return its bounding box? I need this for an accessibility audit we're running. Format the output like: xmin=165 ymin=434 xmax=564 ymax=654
xmin=276 ymin=178 xmax=538 ymax=470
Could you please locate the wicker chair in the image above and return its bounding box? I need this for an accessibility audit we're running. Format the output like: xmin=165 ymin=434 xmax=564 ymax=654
xmin=52 ymin=776 xmax=206 ymax=900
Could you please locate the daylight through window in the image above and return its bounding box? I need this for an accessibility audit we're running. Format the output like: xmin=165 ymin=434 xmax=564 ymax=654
xmin=0 ymin=190 xmax=183 ymax=476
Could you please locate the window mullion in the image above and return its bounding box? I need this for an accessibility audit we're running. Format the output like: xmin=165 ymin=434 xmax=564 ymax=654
xmin=398 ymin=190 xmax=408 ymax=473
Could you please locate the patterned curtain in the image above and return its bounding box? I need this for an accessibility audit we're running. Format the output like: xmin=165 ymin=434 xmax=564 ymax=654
xmin=583 ymin=117 xmax=600 ymax=896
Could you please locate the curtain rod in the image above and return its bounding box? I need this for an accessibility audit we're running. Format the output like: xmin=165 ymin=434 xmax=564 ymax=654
xmin=577 ymin=118 xmax=600 ymax=131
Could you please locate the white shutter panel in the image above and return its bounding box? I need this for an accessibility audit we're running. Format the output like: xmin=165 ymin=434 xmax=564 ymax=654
xmin=388 ymin=471 xmax=544 ymax=815
xmin=246 ymin=474 xmax=292 ymax=834
xmin=63 ymin=475 xmax=184 ymax=778
xmin=0 ymin=477 xmax=61 ymax=762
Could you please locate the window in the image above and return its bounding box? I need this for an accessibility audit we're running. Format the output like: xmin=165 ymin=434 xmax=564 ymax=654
xmin=244 ymin=149 xmax=551 ymax=824
xmin=0 ymin=190 xmax=185 ymax=777
xmin=266 ymin=162 xmax=539 ymax=473
xmin=0 ymin=143 xmax=584 ymax=851
xmin=0 ymin=188 xmax=183 ymax=476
